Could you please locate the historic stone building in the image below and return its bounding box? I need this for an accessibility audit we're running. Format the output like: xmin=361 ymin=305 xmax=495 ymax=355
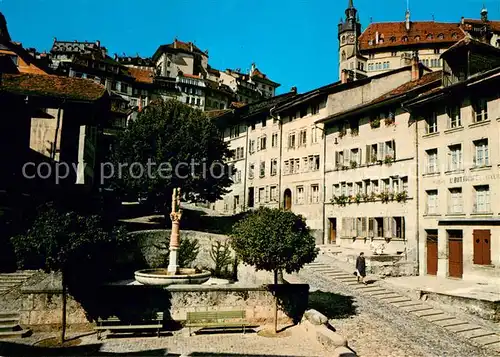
xmin=339 ymin=1 xmax=500 ymax=79
xmin=319 ymin=59 xmax=441 ymax=267
xmin=404 ymin=39 xmax=500 ymax=282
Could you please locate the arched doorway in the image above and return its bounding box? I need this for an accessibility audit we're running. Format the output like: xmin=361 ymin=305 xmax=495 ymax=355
xmin=283 ymin=189 xmax=292 ymax=211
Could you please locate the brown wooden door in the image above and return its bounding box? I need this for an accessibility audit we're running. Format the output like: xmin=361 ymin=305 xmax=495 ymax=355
xmin=426 ymin=233 xmax=438 ymax=275
xmin=329 ymin=218 xmax=337 ymax=244
xmin=284 ymin=189 xmax=292 ymax=211
xmin=473 ymin=230 xmax=491 ymax=265
xmin=448 ymin=231 xmax=463 ymax=278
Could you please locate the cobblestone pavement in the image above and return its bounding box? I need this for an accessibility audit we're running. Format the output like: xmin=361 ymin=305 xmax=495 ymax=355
xmin=294 ymin=254 xmax=499 ymax=357
xmin=2 ymin=325 xmax=330 ymax=356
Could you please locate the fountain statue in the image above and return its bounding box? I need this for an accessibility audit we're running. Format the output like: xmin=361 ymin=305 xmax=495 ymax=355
xmin=134 ymin=187 xmax=211 ymax=285
xmin=167 ymin=188 xmax=182 ymax=274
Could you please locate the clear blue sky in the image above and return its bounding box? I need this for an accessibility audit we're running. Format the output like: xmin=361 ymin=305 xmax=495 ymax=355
xmin=1 ymin=0 xmax=499 ymax=93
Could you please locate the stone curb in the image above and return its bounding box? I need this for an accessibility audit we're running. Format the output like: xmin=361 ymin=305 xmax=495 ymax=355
xmin=302 ymin=309 xmax=356 ymax=356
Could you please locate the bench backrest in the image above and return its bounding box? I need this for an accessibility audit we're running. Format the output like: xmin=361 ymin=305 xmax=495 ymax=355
xmin=98 ymin=312 xmax=163 ymax=323
xmin=187 ymin=310 xmax=245 ymax=321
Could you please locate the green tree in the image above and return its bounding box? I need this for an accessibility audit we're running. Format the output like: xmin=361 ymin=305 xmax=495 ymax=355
xmin=110 ymin=99 xmax=233 ymax=213
xmin=231 ymin=207 xmax=319 ymax=332
xmin=11 ymin=204 xmax=129 ymax=343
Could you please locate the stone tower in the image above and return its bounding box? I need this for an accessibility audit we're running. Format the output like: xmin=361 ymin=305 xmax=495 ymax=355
xmin=0 ymin=12 xmax=11 ymax=42
xmin=338 ymin=0 xmax=362 ymax=79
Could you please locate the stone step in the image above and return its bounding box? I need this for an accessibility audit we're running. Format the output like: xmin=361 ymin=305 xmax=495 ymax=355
xmin=0 ymin=318 xmax=18 ymax=324
xmin=421 ymin=314 xmax=455 ymax=323
xmin=485 ymin=341 xmax=500 ymax=352
xmin=411 ymin=309 xmax=444 ymax=318
xmin=400 ymin=305 xmax=434 ymax=313
xmin=444 ymin=323 xmax=479 ymax=333
xmin=0 ymin=313 xmax=20 ymax=319
xmin=0 ymin=329 xmax=29 ymax=338
xmin=434 ymin=319 xmax=468 ymax=328
xmin=391 ymin=301 xmax=422 ymax=308
xmin=458 ymin=329 xmax=496 ymax=340
xmin=375 ymin=293 xmax=402 ymax=299
xmin=470 ymin=334 xmax=500 ymax=346
xmin=384 ymin=297 xmax=412 ymax=304
xmin=369 ymin=291 xmax=394 ymax=297
xmin=0 ymin=323 xmax=19 ymax=332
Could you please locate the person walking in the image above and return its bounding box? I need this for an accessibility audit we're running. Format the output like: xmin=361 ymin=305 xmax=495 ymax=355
xmin=355 ymin=252 xmax=367 ymax=285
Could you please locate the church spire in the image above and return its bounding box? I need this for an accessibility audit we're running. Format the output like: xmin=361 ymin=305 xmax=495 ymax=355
xmin=0 ymin=12 xmax=12 ymax=42
xmin=348 ymin=0 xmax=354 ymax=8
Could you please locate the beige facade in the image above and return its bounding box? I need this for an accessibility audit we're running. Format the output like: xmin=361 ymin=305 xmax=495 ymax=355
xmin=214 ymin=121 xmax=248 ymax=214
xmin=279 ymin=101 xmax=327 ymax=236
xmin=415 ymin=90 xmax=500 ymax=282
xmin=321 ymin=66 xmax=431 ymax=262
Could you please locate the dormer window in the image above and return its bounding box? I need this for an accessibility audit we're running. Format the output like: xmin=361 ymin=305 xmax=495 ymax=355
xmin=415 ymin=35 xmax=421 ymax=41
xmin=452 ymin=32 xmax=458 ymax=39
xmin=390 ymin=36 xmax=396 ymax=42
xmin=438 ymin=33 xmax=444 ymax=39
xmin=402 ymin=36 xmax=408 ymax=42
xmin=368 ymin=40 xmax=374 ymax=46
xmin=427 ymin=34 xmax=434 ymax=40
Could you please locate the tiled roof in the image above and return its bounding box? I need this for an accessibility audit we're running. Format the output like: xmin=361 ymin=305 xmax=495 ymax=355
xmin=0 ymin=73 xmax=107 ymax=101
xmin=128 ymin=67 xmax=154 ymax=83
xmin=369 ymin=70 xmax=442 ymax=104
xmin=359 ymin=21 xmax=465 ymax=51
xmin=463 ymin=19 xmax=500 ymax=32
xmin=205 ymin=109 xmax=233 ymax=119
xmin=182 ymin=73 xmax=201 ymax=79
xmin=317 ymin=71 xmax=442 ymax=124
xmin=230 ymin=102 xmax=246 ymax=108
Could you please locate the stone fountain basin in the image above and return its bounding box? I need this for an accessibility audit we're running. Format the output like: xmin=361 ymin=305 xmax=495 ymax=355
xmin=134 ymin=268 xmax=211 ymax=286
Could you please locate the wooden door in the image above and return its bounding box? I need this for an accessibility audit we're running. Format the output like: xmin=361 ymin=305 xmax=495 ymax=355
xmin=473 ymin=230 xmax=491 ymax=265
xmin=284 ymin=189 xmax=292 ymax=211
xmin=448 ymin=231 xmax=463 ymax=278
xmin=329 ymin=218 xmax=337 ymax=244
xmin=426 ymin=233 xmax=438 ymax=275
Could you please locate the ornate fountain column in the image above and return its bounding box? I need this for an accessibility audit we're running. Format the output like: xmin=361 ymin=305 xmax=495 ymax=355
xmin=167 ymin=187 xmax=182 ymax=275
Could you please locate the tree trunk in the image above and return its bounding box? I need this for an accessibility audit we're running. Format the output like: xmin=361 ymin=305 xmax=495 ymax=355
xmin=60 ymin=271 xmax=67 ymax=343
xmin=273 ymin=269 xmax=278 ymax=334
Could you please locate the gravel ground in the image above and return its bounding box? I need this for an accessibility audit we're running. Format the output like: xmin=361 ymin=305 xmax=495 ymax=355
xmin=295 ymin=256 xmax=496 ymax=357
xmin=2 ymin=325 xmax=330 ymax=356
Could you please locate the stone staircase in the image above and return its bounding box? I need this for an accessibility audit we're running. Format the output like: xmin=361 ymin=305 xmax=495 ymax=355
xmin=0 ymin=271 xmax=35 ymax=296
xmin=0 ymin=312 xmax=30 ymax=338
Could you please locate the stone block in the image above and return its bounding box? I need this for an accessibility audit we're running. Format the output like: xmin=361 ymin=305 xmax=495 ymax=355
xmin=304 ymin=309 xmax=328 ymax=325
xmin=315 ymin=324 xmax=347 ymax=348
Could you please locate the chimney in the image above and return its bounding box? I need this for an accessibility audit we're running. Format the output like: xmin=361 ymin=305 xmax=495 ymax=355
xmin=411 ymin=53 xmax=420 ymax=81
xmin=405 ymin=10 xmax=411 ymax=31
xmin=290 ymin=86 xmax=297 ymax=94
xmin=341 ymin=69 xmax=354 ymax=84
xmin=174 ymin=39 xmax=177 ymax=49
xmin=190 ymin=42 xmax=193 ymax=52
xmin=375 ymin=31 xmax=379 ymax=44
xmin=461 ymin=16 xmax=465 ymax=25
xmin=96 ymin=40 xmax=100 ymax=47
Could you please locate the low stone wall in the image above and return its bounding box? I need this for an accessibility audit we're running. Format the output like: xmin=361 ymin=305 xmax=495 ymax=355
xmin=420 ymin=291 xmax=499 ymax=322
xmin=19 ymin=273 xmax=309 ymax=329
xmin=345 ymin=253 xmax=417 ymax=277
xmin=20 ymin=273 xmax=89 ymax=330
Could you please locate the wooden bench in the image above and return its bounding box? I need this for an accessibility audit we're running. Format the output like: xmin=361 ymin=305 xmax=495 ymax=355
xmin=185 ymin=310 xmax=250 ymax=336
xmin=95 ymin=312 xmax=163 ymax=339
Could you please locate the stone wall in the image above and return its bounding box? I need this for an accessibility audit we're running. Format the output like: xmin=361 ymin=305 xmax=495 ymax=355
xmin=19 ymin=273 xmax=309 ymax=329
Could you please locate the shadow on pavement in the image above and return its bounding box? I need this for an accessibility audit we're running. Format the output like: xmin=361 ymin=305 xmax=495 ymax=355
xmin=308 ymin=290 xmax=357 ymax=319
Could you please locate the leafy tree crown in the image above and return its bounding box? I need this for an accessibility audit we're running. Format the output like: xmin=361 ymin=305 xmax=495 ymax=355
xmin=230 ymin=207 xmax=319 ymax=275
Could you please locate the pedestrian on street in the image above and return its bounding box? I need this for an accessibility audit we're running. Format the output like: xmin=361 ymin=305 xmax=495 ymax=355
xmin=355 ymin=252 xmax=367 ymax=285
